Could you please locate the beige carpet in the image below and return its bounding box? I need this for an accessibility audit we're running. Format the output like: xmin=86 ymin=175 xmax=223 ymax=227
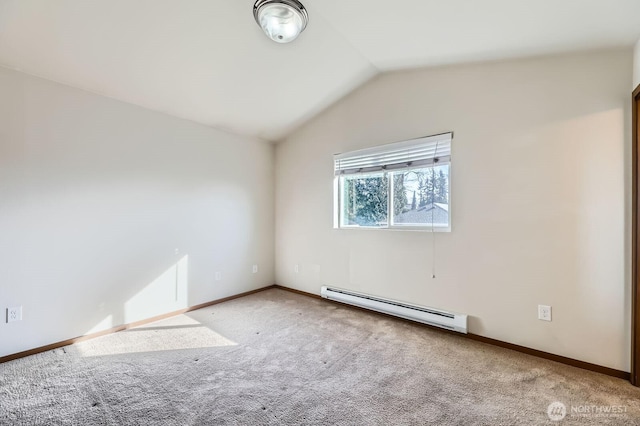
xmin=1 ymin=288 xmax=640 ymax=425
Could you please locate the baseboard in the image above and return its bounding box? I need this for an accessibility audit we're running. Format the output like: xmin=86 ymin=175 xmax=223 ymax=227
xmin=272 ymin=284 xmax=630 ymax=381
xmin=5 ymin=283 xmax=629 ymax=382
xmin=0 ymin=284 xmax=276 ymax=364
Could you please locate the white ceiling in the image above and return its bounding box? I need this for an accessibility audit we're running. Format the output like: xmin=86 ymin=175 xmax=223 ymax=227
xmin=1 ymin=0 xmax=639 ymax=141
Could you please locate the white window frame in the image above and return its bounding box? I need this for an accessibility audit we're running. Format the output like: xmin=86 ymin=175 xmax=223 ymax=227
xmin=333 ymin=132 xmax=452 ymax=232
xmin=338 ymin=171 xmax=389 ymax=229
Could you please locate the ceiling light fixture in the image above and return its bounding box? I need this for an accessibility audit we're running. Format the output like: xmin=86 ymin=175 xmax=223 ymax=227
xmin=253 ymin=0 xmax=308 ymax=44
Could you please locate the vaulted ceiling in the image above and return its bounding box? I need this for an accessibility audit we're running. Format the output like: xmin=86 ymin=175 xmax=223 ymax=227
xmin=1 ymin=0 xmax=639 ymax=141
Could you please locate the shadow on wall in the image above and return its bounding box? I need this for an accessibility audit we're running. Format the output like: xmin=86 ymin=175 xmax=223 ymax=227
xmin=85 ymin=255 xmax=190 ymax=335
xmin=77 ymin=255 xmax=243 ymax=357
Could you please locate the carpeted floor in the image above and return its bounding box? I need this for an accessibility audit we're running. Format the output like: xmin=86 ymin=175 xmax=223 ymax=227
xmin=1 ymin=288 xmax=640 ymax=425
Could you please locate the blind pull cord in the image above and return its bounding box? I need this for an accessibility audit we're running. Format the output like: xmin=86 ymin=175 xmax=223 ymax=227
xmin=431 ymin=141 xmax=439 ymax=279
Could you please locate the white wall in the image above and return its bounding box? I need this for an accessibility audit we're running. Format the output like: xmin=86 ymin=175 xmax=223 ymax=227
xmin=275 ymin=50 xmax=632 ymax=371
xmin=634 ymin=39 xmax=640 ymax=88
xmin=0 ymin=67 xmax=275 ymax=358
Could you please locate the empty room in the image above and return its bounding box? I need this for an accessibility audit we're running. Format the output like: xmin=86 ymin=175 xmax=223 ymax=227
xmin=2 ymin=0 xmax=640 ymax=424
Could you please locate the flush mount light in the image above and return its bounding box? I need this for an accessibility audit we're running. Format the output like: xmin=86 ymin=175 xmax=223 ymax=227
xmin=253 ymin=0 xmax=308 ymax=44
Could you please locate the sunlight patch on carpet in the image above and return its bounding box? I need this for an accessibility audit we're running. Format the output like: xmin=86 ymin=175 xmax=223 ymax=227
xmin=75 ymin=314 xmax=237 ymax=357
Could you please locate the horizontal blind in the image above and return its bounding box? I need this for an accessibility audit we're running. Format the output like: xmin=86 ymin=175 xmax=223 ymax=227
xmin=334 ymin=132 xmax=452 ymax=176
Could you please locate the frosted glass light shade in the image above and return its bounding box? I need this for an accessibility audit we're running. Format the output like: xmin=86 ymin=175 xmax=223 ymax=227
xmin=253 ymin=0 xmax=308 ymax=43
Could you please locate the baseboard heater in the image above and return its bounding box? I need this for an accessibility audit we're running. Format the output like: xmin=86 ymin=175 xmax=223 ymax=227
xmin=320 ymin=286 xmax=468 ymax=334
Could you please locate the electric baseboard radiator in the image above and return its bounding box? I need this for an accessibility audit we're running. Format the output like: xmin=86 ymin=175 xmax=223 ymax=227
xmin=320 ymin=286 xmax=468 ymax=334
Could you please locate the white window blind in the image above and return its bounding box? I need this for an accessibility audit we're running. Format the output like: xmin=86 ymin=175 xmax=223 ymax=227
xmin=334 ymin=132 xmax=452 ymax=176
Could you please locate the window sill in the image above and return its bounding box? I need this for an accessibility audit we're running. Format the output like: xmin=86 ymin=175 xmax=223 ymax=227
xmin=333 ymin=226 xmax=451 ymax=233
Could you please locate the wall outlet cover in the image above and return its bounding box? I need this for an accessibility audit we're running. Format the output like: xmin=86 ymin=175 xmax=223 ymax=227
xmin=538 ymin=305 xmax=552 ymax=321
xmin=7 ymin=306 xmax=22 ymax=323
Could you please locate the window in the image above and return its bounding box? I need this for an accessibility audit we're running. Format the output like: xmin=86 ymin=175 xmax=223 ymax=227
xmin=334 ymin=132 xmax=452 ymax=231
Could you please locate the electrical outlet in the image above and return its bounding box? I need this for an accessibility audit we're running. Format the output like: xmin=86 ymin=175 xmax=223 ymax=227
xmin=215 ymin=271 xmax=222 ymax=281
xmin=538 ymin=305 xmax=552 ymax=321
xmin=7 ymin=306 xmax=22 ymax=323
xmin=294 ymin=264 xmax=299 ymax=273
xmin=252 ymin=264 xmax=258 ymax=274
